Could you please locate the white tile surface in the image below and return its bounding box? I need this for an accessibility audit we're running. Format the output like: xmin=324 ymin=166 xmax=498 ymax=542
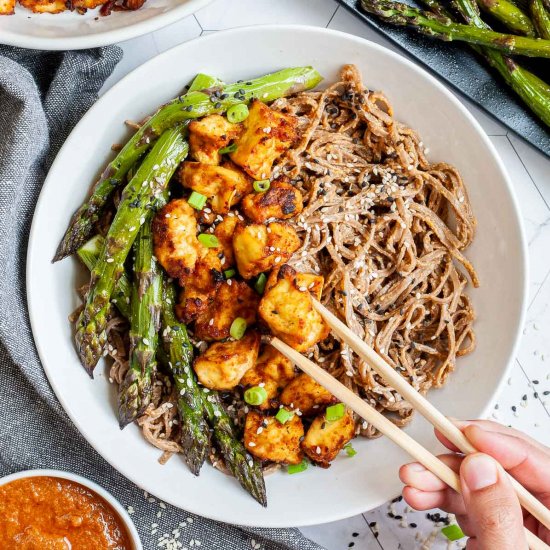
xmin=100 ymin=2 xmax=550 ymax=548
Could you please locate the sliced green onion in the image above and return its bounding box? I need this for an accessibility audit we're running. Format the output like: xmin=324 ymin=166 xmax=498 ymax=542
xmin=223 ymin=268 xmax=237 ymax=279
xmin=275 ymin=408 xmax=294 ymax=424
xmin=254 ymin=273 xmax=267 ymax=295
xmin=288 ymin=459 xmax=308 ymax=475
xmin=229 ymin=317 xmax=247 ymax=340
xmin=441 ymin=525 xmax=465 ymax=541
xmin=188 ymin=191 xmax=207 ymax=211
xmin=325 ymin=403 xmax=346 ymax=422
xmin=219 ymin=143 xmax=238 ymax=155
xmin=227 ymin=103 xmax=249 ymax=123
xmin=198 ymin=233 xmax=220 ymax=248
xmin=343 ymin=443 xmax=357 ymax=457
xmin=253 ymin=179 xmax=270 ymax=193
xmin=244 ymin=386 xmax=268 ymax=406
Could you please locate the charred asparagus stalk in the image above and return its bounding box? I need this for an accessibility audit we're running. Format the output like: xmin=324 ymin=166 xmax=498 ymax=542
xmin=201 ymin=390 xmax=267 ymax=507
xmin=160 ymin=278 xmax=210 ymax=476
xmin=476 ymin=0 xmax=536 ymax=36
xmin=75 ymin=127 xmax=188 ymax=376
xmin=361 ymin=0 xmax=550 ymax=57
xmin=531 ymin=0 xmax=550 ymax=38
xmin=54 ymin=66 xmax=322 ymax=261
xmin=117 ymin=220 xmax=162 ymax=428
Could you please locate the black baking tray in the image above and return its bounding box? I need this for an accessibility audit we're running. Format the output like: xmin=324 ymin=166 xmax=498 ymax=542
xmin=336 ymin=0 xmax=550 ymax=158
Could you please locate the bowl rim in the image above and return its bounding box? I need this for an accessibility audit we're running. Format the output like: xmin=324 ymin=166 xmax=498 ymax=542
xmin=0 ymin=0 xmax=212 ymax=51
xmin=26 ymin=24 xmax=529 ymax=526
xmin=0 ymin=469 xmax=142 ymax=549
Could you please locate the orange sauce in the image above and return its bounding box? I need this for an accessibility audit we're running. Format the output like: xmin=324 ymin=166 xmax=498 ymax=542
xmin=0 ymin=476 xmax=133 ymax=550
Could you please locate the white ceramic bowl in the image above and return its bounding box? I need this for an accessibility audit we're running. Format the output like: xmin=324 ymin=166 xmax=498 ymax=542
xmin=0 ymin=0 xmax=211 ymax=50
xmin=27 ymin=25 xmax=527 ymax=527
xmin=0 ymin=469 xmax=142 ymax=549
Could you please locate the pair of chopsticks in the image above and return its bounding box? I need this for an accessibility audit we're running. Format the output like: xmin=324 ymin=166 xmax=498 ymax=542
xmin=270 ymin=298 xmax=550 ymax=550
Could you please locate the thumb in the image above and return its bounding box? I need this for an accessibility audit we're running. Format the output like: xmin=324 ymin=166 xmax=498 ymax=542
xmin=460 ymin=453 xmax=527 ymax=550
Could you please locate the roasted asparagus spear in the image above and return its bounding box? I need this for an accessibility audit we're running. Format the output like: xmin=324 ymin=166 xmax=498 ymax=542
xmin=531 ymin=0 xmax=550 ymax=38
xmin=54 ymin=66 xmax=322 ymax=261
xmin=476 ymin=0 xmax=536 ymax=36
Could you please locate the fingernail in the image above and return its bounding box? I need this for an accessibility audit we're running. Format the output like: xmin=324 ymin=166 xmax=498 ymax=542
xmin=463 ymin=454 xmax=498 ymax=491
xmin=408 ymin=462 xmax=427 ymax=473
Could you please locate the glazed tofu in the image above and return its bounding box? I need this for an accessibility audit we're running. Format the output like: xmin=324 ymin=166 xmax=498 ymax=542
xmin=258 ymin=265 xmax=330 ymax=351
xmin=302 ymin=411 xmax=355 ymax=467
xmin=230 ymin=100 xmax=298 ymax=180
xmin=174 ymin=247 xmax=223 ymax=324
xmin=194 ymin=280 xmax=259 ymax=341
xmin=241 ymin=177 xmax=304 ymax=223
xmin=265 ymin=269 xmax=324 ymax=301
xmin=188 ymin=114 xmax=243 ymax=165
xmin=280 ymin=373 xmax=337 ymax=416
xmin=240 ymin=345 xmax=296 ymax=410
xmin=0 ymin=0 xmax=15 ymax=15
xmin=193 ymin=330 xmax=260 ymax=390
xmin=180 ymin=161 xmax=252 ymax=214
xmin=214 ymin=215 xmax=239 ymax=267
xmin=152 ymin=199 xmax=200 ymax=284
xmin=244 ymin=410 xmax=304 ymax=464
xmin=232 ymin=222 xmax=300 ymax=279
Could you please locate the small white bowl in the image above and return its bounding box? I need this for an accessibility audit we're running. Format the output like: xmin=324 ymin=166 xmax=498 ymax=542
xmin=0 ymin=469 xmax=142 ymax=550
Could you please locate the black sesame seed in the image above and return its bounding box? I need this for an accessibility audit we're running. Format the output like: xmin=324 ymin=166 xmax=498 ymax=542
xmin=369 ymin=522 xmax=377 ymax=528
xmin=352 ymin=532 xmax=359 ymax=537
xmin=246 ymin=81 xmax=252 ymax=85
xmin=394 ymin=515 xmax=403 ymax=520
xmin=348 ymin=543 xmax=355 ymax=548
xmin=185 ymin=105 xmax=193 ymax=112
xmin=544 ymin=391 xmax=550 ymax=396
xmin=522 ymin=394 xmax=527 ymax=401
xmin=512 ymin=405 xmax=517 ymax=411
xmin=410 ymin=523 xmax=417 ymax=528
xmin=533 ymin=379 xmax=540 ymax=384
xmin=534 ymin=392 xmax=539 ymax=398
xmin=214 ymin=102 xmax=222 ymax=109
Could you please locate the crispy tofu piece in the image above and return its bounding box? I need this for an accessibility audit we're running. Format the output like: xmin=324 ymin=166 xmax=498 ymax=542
xmin=0 ymin=0 xmax=15 ymax=15
xmin=258 ymin=265 xmax=330 ymax=352
xmin=230 ymin=100 xmax=298 ymax=180
xmin=19 ymin=0 xmax=66 ymax=12
xmin=232 ymin=222 xmax=300 ymax=280
xmin=241 ymin=177 xmax=304 ymax=223
xmin=240 ymin=345 xmax=296 ymax=410
xmin=193 ymin=330 xmax=260 ymax=390
xmin=265 ymin=269 xmax=324 ymax=301
xmin=188 ymin=114 xmax=243 ymax=165
xmin=152 ymin=199 xmax=199 ymax=284
xmin=73 ymin=0 xmax=106 ymax=8
xmin=180 ymin=161 xmax=252 ymax=214
xmin=214 ymin=215 xmax=239 ymax=267
xmin=280 ymin=373 xmax=337 ymax=416
xmin=194 ymin=280 xmax=259 ymax=341
xmin=302 ymin=411 xmax=355 ymax=467
xmin=244 ymin=410 xmax=304 ymax=464
xmin=175 ymin=247 xmax=223 ymax=324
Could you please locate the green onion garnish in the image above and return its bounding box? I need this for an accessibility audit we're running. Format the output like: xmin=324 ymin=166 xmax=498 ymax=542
xmin=223 ymin=268 xmax=237 ymax=279
xmin=244 ymin=386 xmax=267 ymax=406
xmin=288 ymin=459 xmax=308 ymax=475
xmin=325 ymin=403 xmax=346 ymax=422
xmin=198 ymin=233 xmax=220 ymax=248
xmin=441 ymin=525 xmax=465 ymax=541
xmin=254 ymin=273 xmax=267 ymax=295
xmin=227 ymin=103 xmax=249 ymax=123
xmin=188 ymin=191 xmax=207 ymax=211
xmin=229 ymin=317 xmax=247 ymax=340
xmin=343 ymin=443 xmax=357 ymax=457
xmin=219 ymin=143 xmax=238 ymax=155
xmin=275 ymin=408 xmax=294 ymax=424
xmin=253 ymin=179 xmax=270 ymax=193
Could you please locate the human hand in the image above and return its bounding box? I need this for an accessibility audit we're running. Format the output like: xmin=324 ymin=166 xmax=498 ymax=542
xmin=399 ymin=420 xmax=550 ymax=549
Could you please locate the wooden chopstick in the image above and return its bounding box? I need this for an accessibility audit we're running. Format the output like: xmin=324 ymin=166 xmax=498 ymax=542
xmin=270 ymin=336 xmax=549 ymax=550
xmin=311 ymin=298 xmax=550 ymax=535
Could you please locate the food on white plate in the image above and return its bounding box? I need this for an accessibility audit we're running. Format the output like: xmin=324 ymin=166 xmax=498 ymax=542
xmin=2 ymin=0 xmax=148 ymax=16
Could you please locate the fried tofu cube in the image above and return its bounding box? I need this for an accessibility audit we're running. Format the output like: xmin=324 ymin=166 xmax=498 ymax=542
xmin=214 ymin=215 xmax=239 ymax=267
xmin=241 ymin=177 xmax=304 ymax=223
xmin=232 ymin=222 xmax=300 ymax=279
xmin=244 ymin=410 xmax=304 ymax=464
xmin=73 ymin=0 xmax=107 ymax=8
xmin=258 ymin=265 xmax=330 ymax=352
xmin=188 ymin=114 xmax=243 ymax=165
xmin=230 ymin=100 xmax=298 ymax=180
xmin=19 ymin=0 xmax=66 ymax=12
xmin=240 ymin=345 xmax=296 ymax=410
xmin=193 ymin=330 xmax=260 ymax=390
xmin=0 ymin=0 xmax=15 ymax=15
xmin=302 ymin=411 xmax=355 ymax=467
xmin=194 ymin=280 xmax=259 ymax=341
xmin=295 ymin=273 xmax=324 ymax=300
xmin=152 ymin=199 xmax=200 ymax=284
xmin=181 ymin=161 xmax=252 ymax=214
xmin=280 ymin=373 xmax=337 ymax=416
xmin=175 ymin=247 xmax=223 ymax=324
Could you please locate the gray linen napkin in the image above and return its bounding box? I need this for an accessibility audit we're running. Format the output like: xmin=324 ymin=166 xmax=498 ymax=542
xmin=0 ymin=45 xmax=325 ymax=550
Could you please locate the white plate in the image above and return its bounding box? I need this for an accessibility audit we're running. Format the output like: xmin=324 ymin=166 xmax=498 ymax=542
xmin=27 ymin=26 xmax=528 ymax=527
xmin=0 ymin=0 xmax=211 ymax=50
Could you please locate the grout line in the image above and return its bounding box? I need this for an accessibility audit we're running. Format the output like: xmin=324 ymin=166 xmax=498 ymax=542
xmin=193 ymin=13 xmax=204 ymax=31
xmin=516 ymin=359 xmax=550 ymax=418
xmin=528 ymin=267 xmax=550 ymax=311
xmin=325 ymin=3 xmax=340 ymax=27
xmin=507 ymin=135 xmax=550 ymax=212
xmin=361 ymin=514 xmax=385 ymax=549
